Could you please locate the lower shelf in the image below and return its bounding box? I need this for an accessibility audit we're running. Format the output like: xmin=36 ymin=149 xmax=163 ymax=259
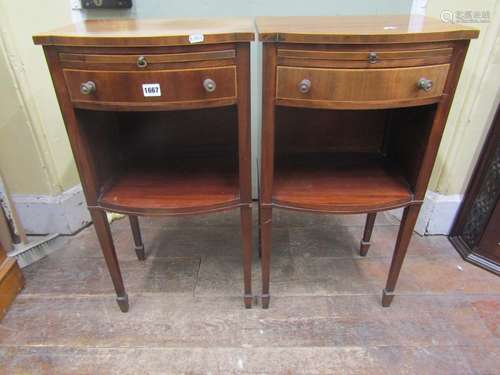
xmin=272 ymin=153 xmax=414 ymax=213
xmin=99 ymin=155 xmax=241 ymax=214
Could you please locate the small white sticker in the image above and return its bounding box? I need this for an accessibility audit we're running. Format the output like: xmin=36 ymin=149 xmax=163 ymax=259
xmin=189 ymin=33 xmax=204 ymax=44
xmin=142 ymin=83 xmax=161 ymax=97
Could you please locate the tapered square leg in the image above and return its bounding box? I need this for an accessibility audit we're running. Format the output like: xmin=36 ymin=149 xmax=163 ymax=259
xmin=258 ymin=202 xmax=262 ymax=258
xmin=360 ymin=213 xmax=377 ymax=256
xmin=381 ymin=289 xmax=395 ymax=307
xmin=116 ymin=293 xmax=129 ymax=312
xmin=260 ymin=206 xmax=272 ymax=309
xmin=89 ymin=209 xmax=129 ymax=312
xmin=129 ymin=215 xmax=145 ymax=261
xmin=240 ymin=205 xmax=253 ymax=308
xmin=382 ymin=204 xmax=421 ymax=307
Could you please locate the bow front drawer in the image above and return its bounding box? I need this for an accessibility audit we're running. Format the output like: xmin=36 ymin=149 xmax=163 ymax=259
xmin=63 ymin=66 xmax=237 ymax=110
xmin=276 ymin=64 xmax=450 ymax=109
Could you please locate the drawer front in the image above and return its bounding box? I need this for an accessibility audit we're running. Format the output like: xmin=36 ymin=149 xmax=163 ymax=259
xmin=277 ymin=44 xmax=453 ymax=68
xmin=59 ymin=49 xmax=236 ymax=70
xmin=64 ymin=66 xmax=237 ymax=109
xmin=276 ymin=64 xmax=449 ymax=109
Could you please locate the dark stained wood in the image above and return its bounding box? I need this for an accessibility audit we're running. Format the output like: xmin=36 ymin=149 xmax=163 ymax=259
xmin=72 ymin=97 xmax=238 ymax=112
xmin=260 ymin=206 xmax=272 ymax=309
xmin=259 ymin=42 xmax=277 ymax=309
xmin=275 ymin=64 xmax=449 ymax=110
xmin=275 ymin=107 xmax=388 ymax=154
xmin=59 ymin=49 xmax=236 ymax=64
xmin=382 ymin=204 xmax=421 ymax=307
xmin=0 ymin=243 xmax=24 ymax=321
xmin=61 ymin=59 xmax=236 ymax=72
xmin=129 ymin=216 xmax=145 ymax=261
xmin=236 ymin=44 xmax=252 ymax=205
xmin=450 ymin=103 xmax=500 ymax=275
xmin=256 ymin=15 xmax=479 ymax=44
xmin=33 ymin=18 xmax=255 ymax=46
xmin=277 ymin=46 xmax=453 ymax=65
xmin=276 ymin=96 xmax=444 ymax=111
xmin=0 ymin=244 xmax=6 ymax=264
xmin=478 ymin=204 xmax=500 ymax=266
xmin=360 ymin=213 xmax=377 ymax=256
xmin=240 ymin=205 xmax=253 ymax=308
xmin=276 ymin=43 xmax=454 ymax=69
xmin=54 ymin=43 xmax=239 ymax=56
xmin=57 ymin=44 xmax=238 ymax=71
xmin=88 ymin=209 xmax=128 ymax=312
xmin=257 ymin=18 xmax=478 ymax=308
xmin=73 ymin=109 xmax=122 ymax=191
xmin=43 ymin=47 xmax=102 ymax=206
xmin=236 ymin=43 xmax=253 ymax=307
xmin=272 ymin=153 xmax=414 ymax=213
xmin=35 ymin=19 xmax=253 ymax=310
xmin=386 ymin=104 xmax=437 ymax=191
xmin=64 ymin=66 xmax=237 ymax=111
xmin=260 ymin=43 xmax=277 ymax=205
xmin=413 ymin=41 xmax=471 ymax=200
xmin=98 ymin=156 xmax=240 ymax=214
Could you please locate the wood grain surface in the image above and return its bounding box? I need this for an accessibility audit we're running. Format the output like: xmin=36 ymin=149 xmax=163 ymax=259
xmin=257 ymin=15 xmax=479 ymax=44
xmin=34 ymin=18 xmax=255 ymax=46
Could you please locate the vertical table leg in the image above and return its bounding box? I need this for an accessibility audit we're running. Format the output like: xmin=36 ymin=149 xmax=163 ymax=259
xmin=360 ymin=213 xmax=377 ymax=256
xmin=89 ymin=209 xmax=129 ymax=312
xmin=240 ymin=205 xmax=253 ymax=308
xmin=382 ymin=204 xmax=421 ymax=307
xmin=258 ymin=202 xmax=262 ymax=258
xmin=260 ymin=206 xmax=272 ymax=309
xmin=260 ymin=43 xmax=276 ymax=309
xmin=129 ymin=215 xmax=145 ymax=261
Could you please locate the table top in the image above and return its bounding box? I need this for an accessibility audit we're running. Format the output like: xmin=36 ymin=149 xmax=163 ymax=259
xmin=33 ymin=18 xmax=255 ymax=47
xmin=256 ymin=15 xmax=479 ymax=44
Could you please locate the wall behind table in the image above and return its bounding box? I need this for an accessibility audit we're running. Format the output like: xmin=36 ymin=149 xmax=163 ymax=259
xmin=0 ymin=0 xmax=77 ymax=195
xmin=0 ymin=0 xmax=92 ymax=234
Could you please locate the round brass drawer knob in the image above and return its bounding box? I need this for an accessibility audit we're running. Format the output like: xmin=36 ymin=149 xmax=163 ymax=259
xmin=137 ymin=56 xmax=148 ymax=68
xmin=298 ymin=79 xmax=311 ymax=94
xmin=203 ymin=78 xmax=216 ymax=93
xmin=80 ymin=81 xmax=96 ymax=95
xmin=417 ymin=77 xmax=433 ymax=92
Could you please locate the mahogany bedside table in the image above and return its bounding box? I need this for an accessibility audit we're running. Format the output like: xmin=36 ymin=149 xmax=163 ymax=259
xmin=34 ymin=18 xmax=254 ymax=311
xmin=256 ymin=16 xmax=478 ymax=308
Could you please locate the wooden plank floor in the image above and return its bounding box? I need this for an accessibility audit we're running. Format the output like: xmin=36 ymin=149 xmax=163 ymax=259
xmin=1 ymin=206 xmax=499 ymax=374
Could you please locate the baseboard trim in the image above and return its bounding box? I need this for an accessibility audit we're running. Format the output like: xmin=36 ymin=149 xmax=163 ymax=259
xmin=10 ymin=185 xmax=90 ymax=235
xmin=389 ymin=190 xmax=463 ymax=235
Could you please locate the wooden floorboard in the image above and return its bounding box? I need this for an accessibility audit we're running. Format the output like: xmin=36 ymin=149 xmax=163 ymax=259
xmin=1 ymin=294 xmax=498 ymax=347
xmin=1 ymin=345 xmax=499 ymax=375
xmin=1 ymin=208 xmax=499 ymax=374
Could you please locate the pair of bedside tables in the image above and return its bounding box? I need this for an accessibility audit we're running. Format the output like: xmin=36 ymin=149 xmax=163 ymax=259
xmin=34 ymin=16 xmax=478 ymax=312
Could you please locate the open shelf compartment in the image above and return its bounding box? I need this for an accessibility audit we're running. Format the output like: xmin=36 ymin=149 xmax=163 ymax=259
xmin=273 ymin=152 xmax=412 ymax=212
xmin=76 ymin=106 xmax=241 ymax=214
xmin=100 ymin=154 xmax=239 ymax=213
xmin=272 ymin=105 xmax=437 ymax=213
